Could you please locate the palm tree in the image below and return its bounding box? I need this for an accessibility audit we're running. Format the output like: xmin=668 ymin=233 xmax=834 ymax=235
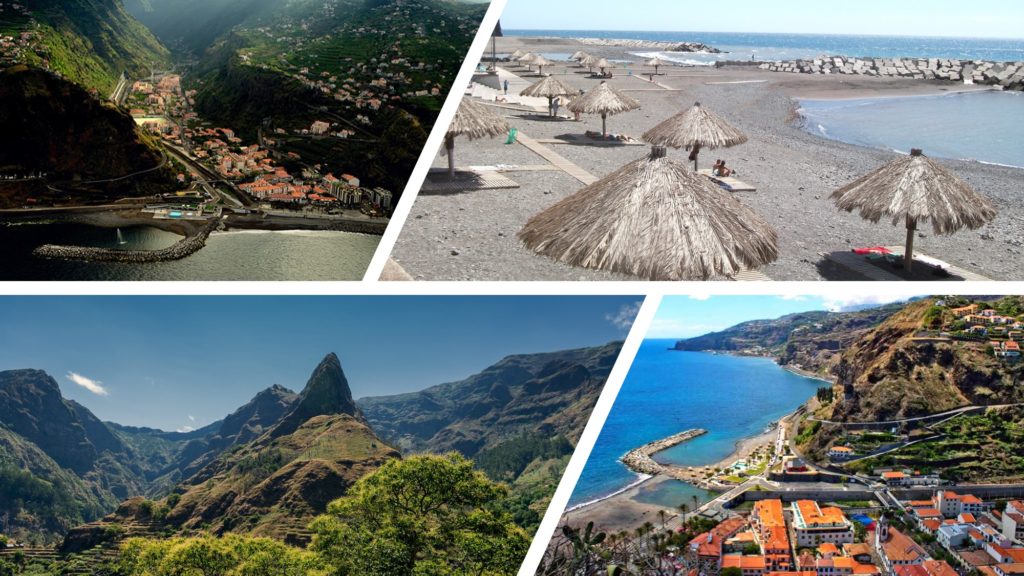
xmin=658 ymin=509 xmax=668 ymax=531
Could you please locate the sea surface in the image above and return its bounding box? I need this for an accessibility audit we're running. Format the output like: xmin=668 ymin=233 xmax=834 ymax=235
xmin=506 ymin=30 xmax=1024 ymax=65
xmin=568 ymin=340 xmax=823 ymax=509
xmin=0 ymin=223 xmax=379 ymax=280
xmin=798 ymin=90 xmax=1024 ymax=168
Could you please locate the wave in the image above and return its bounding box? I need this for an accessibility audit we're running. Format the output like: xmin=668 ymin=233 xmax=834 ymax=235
xmin=566 ymin=472 xmax=653 ymax=513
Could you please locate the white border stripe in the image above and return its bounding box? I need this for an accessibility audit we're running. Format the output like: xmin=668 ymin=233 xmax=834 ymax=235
xmin=517 ymin=293 xmax=663 ymax=576
xmin=362 ymin=0 xmax=509 ymax=282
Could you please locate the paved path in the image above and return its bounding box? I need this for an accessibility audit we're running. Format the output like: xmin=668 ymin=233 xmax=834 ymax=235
xmin=515 ymin=132 xmax=599 ymax=185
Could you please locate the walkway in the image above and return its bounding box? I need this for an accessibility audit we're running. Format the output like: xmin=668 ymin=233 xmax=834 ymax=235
xmin=515 ymin=131 xmax=599 ymax=185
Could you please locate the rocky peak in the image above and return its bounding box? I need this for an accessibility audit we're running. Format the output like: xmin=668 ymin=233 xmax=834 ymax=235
xmin=270 ymin=353 xmax=365 ymax=437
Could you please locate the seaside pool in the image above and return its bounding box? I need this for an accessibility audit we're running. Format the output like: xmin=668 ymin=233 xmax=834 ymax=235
xmin=799 ymin=90 xmax=1024 ymax=168
xmin=568 ymin=340 xmax=822 ymax=508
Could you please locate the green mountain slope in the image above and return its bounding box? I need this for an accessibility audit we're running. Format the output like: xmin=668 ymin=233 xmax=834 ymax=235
xmin=1 ymin=0 xmax=170 ymax=94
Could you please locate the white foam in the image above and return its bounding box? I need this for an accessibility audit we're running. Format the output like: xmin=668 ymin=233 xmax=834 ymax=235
xmin=564 ymin=472 xmax=653 ymax=513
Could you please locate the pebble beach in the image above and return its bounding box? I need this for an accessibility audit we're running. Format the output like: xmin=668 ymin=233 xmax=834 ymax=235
xmin=391 ymin=36 xmax=1024 ymax=281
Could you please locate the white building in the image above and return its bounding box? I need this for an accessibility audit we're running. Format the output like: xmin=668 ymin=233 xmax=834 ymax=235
xmin=791 ymin=500 xmax=854 ymax=547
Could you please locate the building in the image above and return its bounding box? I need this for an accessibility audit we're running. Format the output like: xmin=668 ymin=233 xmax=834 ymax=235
xmin=310 ymin=120 xmax=331 ymax=135
xmin=1002 ymin=501 xmax=1024 ymax=542
xmin=722 ymin=554 xmax=768 ymax=576
xmin=791 ymin=501 xmax=854 ymax=548
xmin=877 ymin=520 xmax=928 ymax=574
xmin=894 ymin=560 xmax=958 ymax=576
xmin=936 ymin=492 xmax=992 ymax=518
xmin=882 ymin=471 xmax=908 ymax=486
xmin=753 ymin=500 xmax=792 ymax=571
xmin=937 ymin=524 xmax=970 ymax=550
xmin=951 ymin=304 xmax=979 ymax=318
xmin=828 ymin=446 xmax=855 ymax=461
xmin=688 ymin=517 xmax=747 ymax=576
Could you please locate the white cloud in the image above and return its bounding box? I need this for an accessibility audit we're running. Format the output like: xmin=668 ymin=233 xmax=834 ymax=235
xmin=780 ymin=295 xmax=808 ymax=301
xmin=647 ymin=318 xmax=719 ymax=339
xmin=606 ymin=301 xmax=643 ymax=333
xmin=821 ymin=294 xmax=918 ymax=313
xmin=65 ymin=372 xmax=109 ymax=396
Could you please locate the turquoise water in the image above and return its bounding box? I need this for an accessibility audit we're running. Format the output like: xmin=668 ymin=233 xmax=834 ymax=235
xmin=568 ymin=340 xmax=823 ymax=508
xmin=506 ymin=30 xmax=1024 ymax=65
xmin=799 ymin=91 xmax=1024 ymax=168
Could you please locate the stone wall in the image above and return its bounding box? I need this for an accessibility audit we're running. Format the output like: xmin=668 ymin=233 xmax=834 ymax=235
xmin=34 ymin=219 xmax=218 ymax=264
xmin=757 ymin=56 xmax=1024 ymax=90
xmin=621 ymin=428 xmax=707 ymax=475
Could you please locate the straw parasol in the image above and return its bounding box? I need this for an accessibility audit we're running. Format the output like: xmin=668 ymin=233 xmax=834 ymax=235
xmin=521 ymin=76 xmax=576 ymax=117
xmin=509 ymin=49 xmax=525 ymax=60
xmin=593 ymin=57 xmax=613 ymax=76
xmin=646 ymin=56 xmax=667 ymax=75
xmin=444 ymin=98 xmax=509 ymax=181
xmin=566 ymin=81 xmax=640 ymax=137
xmin=531 ymin=54 xmax=552 ymax=75
xmin=580 ymin=54 xmax=599 ymax=72
xmin=831 ymin=148 xmax=997 ymax=272
xmin=516 ymin=52 xmax=535 ymax=70
xmin=642 ymin=102 xmax=748 ymax=170
xmin=571 ymin=50 xmax=588 ymax=62
xmin=518 ymin=146 xmax=778 ymax=280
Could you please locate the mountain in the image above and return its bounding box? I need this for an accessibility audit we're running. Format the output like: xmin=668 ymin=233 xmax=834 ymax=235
xmin=359 ymin=342 xmax=622 ymax=527
xmin=0 ymin=0 xmax=170 ymax=94
xmin=673 ymin=303 xmax=906 ymax=376
xmin=163 ymin=354 xmax=398 ymax=542
xmin=0 ymin=66 xmax=178 ymax=208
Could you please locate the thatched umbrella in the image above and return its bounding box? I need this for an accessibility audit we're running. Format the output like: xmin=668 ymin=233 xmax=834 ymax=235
xmin=646 ymin=56 xmax=667 ymax=75
xmin=580 ymin=54 xmax=599 ymax=73
xmin=571 ymin=50 xmax=588 ymax=62
xmin=518 ymin=146 xmax=778 ymax=280
xmin=444 ymin=98 xmax=509 ymax=181
xmin=521 ymin=76 xmax=576 ymax=117
xmin=509 ymin=49 xmax=525 ymax=60
xmin=567 ymin=81 xmax=640 ymax=137
xmin=517 ymin=52 xmax=535 ymax=70
xmin=642 ymin=102 xmax=748 ymax=170
xmin=531 ymin=54 xmax=552 ymax=75
xmin=831 ymin=148 xmax=997 ymax=272
xmin=593 ymin=57 xmax=613 ymax=76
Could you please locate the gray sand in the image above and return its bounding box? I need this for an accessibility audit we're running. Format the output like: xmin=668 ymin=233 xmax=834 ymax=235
xmin=392 ymin=37 xmax=1024 ymax=281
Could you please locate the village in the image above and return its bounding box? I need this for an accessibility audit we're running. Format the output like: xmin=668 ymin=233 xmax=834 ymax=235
xmin=680 ymin=492 xmax=1024 ymax=576
xmin=127 ymin=73 xmax=393 ymax=217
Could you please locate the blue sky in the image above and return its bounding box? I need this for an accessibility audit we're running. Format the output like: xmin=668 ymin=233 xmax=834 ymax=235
xmin=0 ymin=296 xmax=641 ymax=432
xmin=501 ymin=0 xmax=1024 ymax=39
xmin=646 ymin=294 xmax=919 ymax=339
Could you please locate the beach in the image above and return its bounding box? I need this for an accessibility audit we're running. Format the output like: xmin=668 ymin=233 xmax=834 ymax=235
xmin=391 ymin=36 xmax=1024 ymax=281
xmin=563 ymin=422 xmax=778 ymax=534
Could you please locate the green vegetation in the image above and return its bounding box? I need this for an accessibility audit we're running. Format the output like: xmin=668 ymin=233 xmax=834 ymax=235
xmin=310 ymin=453 xmax=529 ymax=575
xmin=117 ymin=534 xmax=326 ymax=576
xmin=796 ymin=420 xmax=821 ymax=445
xmin=816 ymin=386 xmax=835 ymax=403
xmin=849 ymin=407 xmax=1024 ymax=481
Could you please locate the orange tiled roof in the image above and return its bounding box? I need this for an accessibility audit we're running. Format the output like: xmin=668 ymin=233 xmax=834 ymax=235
xmin=723 ymin=555 xmax=768 ymax=570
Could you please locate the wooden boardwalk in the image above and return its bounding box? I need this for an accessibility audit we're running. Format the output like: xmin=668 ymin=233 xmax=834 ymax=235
xmin=697 ymin=168 xmax=757 ymax=192
xmin=515 ymin=132 xmax=599 ymax=185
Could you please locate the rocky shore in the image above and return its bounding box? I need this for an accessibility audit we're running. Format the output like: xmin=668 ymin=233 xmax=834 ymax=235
xmin=621 ymin=428 xmax=708 ymax=475
xmin=34 ymin=218 xmax=219 ymax=263
xmin=759 ymin=56 xmax=1024 ymax=90
xmin=575 ymin=37 xmax=722 ymax=53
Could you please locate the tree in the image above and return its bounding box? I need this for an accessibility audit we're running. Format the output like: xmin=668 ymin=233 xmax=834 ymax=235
xmin=723 ymin=567 xmax=743 ymax=576
xmin=117 ymin=534 xmax=326 ymax=576
xmin=310 ymin=453 xmax=530 ymax=576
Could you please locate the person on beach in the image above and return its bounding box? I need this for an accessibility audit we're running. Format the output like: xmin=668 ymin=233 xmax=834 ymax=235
xmin=688 ymin=142 xmax=702 ymax=166
xmin=503 ymin=79 xmax=509 ymax=95
xmin=574 ymin=89 xmax=584 ymax=121
xmin=713 ymin=160 xmax=732 ymax=177
xmin=552 ymin=96 xmax=561 ymax=118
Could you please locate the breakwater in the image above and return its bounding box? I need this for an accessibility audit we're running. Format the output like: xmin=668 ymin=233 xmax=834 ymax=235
xmin=621 ymin=428 xmax=708 ymax=475
xmin=34 ymin=219 xmax=218 ymax=263
xmin=758 ymin=56 xmax=1024 ymax=90
xmin=576 ymin=37 xmax=722 ymax=53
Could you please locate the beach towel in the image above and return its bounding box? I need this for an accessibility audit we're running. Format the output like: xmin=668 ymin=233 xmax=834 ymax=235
xmin=505 ymin=128 xmax=518 ymax=145
xmin=853 ymin=247 xmax=892 ymax=255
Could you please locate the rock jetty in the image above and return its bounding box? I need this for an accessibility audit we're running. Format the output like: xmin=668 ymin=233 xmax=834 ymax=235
xmin=621 ymin=428 xmax=708 ymax=475
xmin=758 ymin=56 xmax=1024 ymax=90
xmin=576 ymin=38 xmax=723 ymax=54
xmin=34 ymin=219 xmax=218 ymax=263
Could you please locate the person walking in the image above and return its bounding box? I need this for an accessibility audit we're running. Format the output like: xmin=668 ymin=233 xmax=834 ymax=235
xmin=503 ymin=79 xmax=509 ymax=95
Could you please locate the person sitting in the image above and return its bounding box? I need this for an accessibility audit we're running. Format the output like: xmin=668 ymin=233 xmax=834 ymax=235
xmin=713 ymin=160 xmax=732 ymax=177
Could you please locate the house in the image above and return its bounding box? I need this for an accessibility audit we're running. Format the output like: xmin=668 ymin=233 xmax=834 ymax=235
xmin=951 ymin=304 xmax=979 ymax=318
xmin=791 ymin=501 xmax=854 ymax=547
xmin=882 ymin=471 xmax=908 ymax=486
xmin=987 ymin=545 xmax=1024 ymax=565
xmin=844 ymin=544 xmax=873 ymax=564
xmin=1001 ymin=501 xmax=1024 ymax=542
xmin=992 ymin=564 xmax=1024 ymax=576
xmin=753 ymin=500 xmax=792 ymax=571
xmin=936 ymin=492 xmax=991 ymax=518
xmin=815 ymin=555 xmax=855 ymax=576
xmin=895 ymin=560 xmax=959 ymax=576
xmin=829 ymin=446 xmax=855 ymax=460
xmin=877 ymin=521 xmax=927 ymax=573
xmin=937 ymin=524 xmax=970 ymax=550
xmin=688 ymin=517 xmax=748 ymax=576
xmin=722 ymin=554 xmax=768 ymax=576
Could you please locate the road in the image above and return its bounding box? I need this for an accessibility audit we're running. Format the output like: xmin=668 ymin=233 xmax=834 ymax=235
xmin=161 ymin=144 xmax=247 ymax=208
xmin=806 ymin=403 xmax=1024 ymax=427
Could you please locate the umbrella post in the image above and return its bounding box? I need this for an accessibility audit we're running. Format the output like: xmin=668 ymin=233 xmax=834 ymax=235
xmin=904 ymin=216 xmax=917 ymax=273
xmin=602 ymin=113 xmax=607 ymax=137
xmin=445 ymin=134 xmax=456 ymax=182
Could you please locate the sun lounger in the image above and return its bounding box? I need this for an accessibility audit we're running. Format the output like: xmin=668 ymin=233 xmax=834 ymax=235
xmin=697 ymin=169 xmax=757 ymax=192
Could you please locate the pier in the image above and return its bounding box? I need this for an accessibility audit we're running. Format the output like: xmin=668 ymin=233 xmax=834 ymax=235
xmin=621 ymin=428 xmax=707 ymax=475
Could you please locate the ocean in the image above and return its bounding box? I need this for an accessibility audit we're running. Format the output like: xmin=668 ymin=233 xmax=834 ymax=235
xmin=798 ymin=90 xmax=1024 ymax=168
xmin=568 ymin=340 xmax=823 ymax=509
xmin=0 ymin=223 xmax=379 ymax=280
xmin=505 ymin=30 xmax=1024 ymax=65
